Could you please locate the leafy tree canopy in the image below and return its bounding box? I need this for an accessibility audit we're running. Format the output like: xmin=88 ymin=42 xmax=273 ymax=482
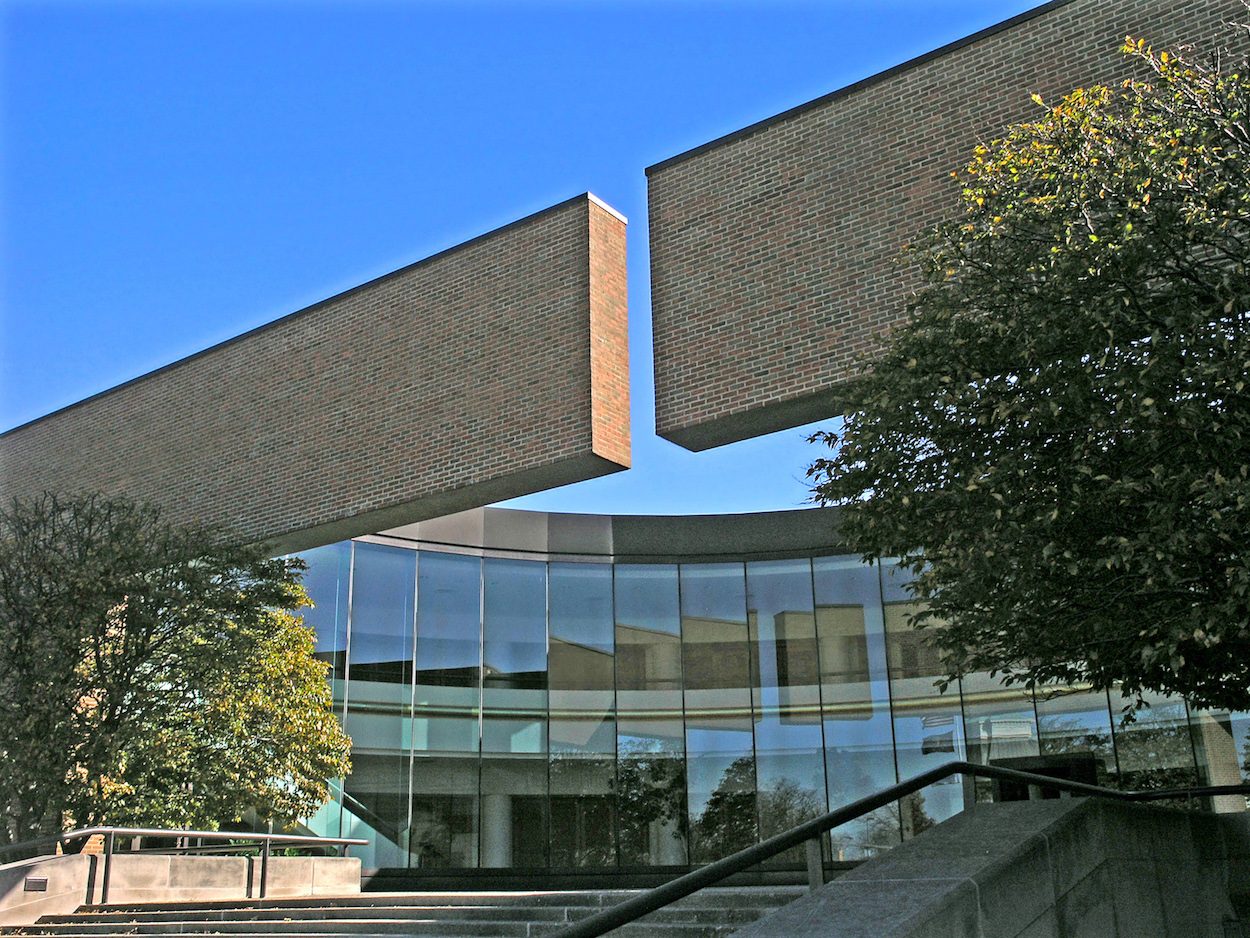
xmin=0 ymin=492 xmax=351 ymax=845
xmin=809 ymin=37 xmax=1250 ymax=714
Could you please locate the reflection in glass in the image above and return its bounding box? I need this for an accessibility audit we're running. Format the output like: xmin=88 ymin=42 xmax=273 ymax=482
xmin=413 ymin=551 xmax=480 ymax=759
xmin=747 ymin=560 xmax=825 ymax=866
xmin=1035 ymin=685 xmax=1117 ymax=782
xmin=883 ymin=583 xmax=965 ymax=833
xmin=409 ymin=756 xmax=479 ymax=869
xmin=481 ymin=757 xmax=548 ymax=868
xmin=481 ymin=559 xmax=548 ymax=865
xmin=343 ymin=543 xmax=417 ymax=864
xmin=1107 ymin=690 xmax=1197 ymax=792
xmin=615 ymin=565 xmax=687 ymax=865
xmin=415 ymin=551 xmax=481 ymax=687
xmin=1189 ymin=710 xmax=1250 ymax=812
xmin=297 ymin=541 xmax=352 ymax=690
xmin=482 ymin=558 xmax=548 ymax=753
xmin=961 ymin=671 xmax=1038 ymax=767
xmin=296 ymin=541 xmax=351 ymax=842
xmin=411 ymin=549 xmax=480 ymax=867
xmin=348 ymin=542 xmax=416 ymax=686
xmin=299 ymin=533 xmax=1250 ymax=872
xmin=682 ymin=563 xmax=758 ymax=864
xmin=342 ymin=754 xmax=409 ymax=869
xmin=549 ymin=562 xmax=616 ymax=866
xmin=550 ymin=756 xmax=615 ymax=867
xmin=549 ymin=562 xmax=615 ymax=737
xmin=813 ymin=557 xmax=896 ymax=859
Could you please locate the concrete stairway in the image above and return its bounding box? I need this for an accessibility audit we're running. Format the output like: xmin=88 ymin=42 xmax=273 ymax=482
xmin=0 ymin=886 xmax=808 ymax=938
xmin=728 ymin=798 xmax=1250 ymax=938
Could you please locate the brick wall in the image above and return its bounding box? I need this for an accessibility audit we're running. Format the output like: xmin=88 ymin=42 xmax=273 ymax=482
xmin=0 ymin=194 xmax=630 ymax=553
xmin=647 ymin=0 xmax=1250 ymax=450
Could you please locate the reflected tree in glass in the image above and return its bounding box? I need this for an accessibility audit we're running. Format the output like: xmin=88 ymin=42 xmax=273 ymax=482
xmin=682 ymin=563 xmax=758 ymax=864
xmin=615 ymin=564 xmax=688 ymax=866
xmin=690 ymin=756 xmax=757 ymax=862
xmin=1107 ymin=690 xmax=1198 ymax=795
xmin=813 ymin=556 xmax=898 ymax=859
xmin=747 ymin=559 xmax=825 ymax=866
xmin=549 ymin=562 xmax=617 ymax=868
xmin=1035 ymin=685 xmax=1117 ymax=782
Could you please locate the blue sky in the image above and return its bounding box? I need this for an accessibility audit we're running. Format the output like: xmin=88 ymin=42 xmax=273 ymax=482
xmin=0 ymin=0 xmax=1041 ymax=516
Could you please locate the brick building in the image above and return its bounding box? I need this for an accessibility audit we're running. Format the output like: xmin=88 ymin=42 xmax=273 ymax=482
xmin=2 ymin=0 xmax=1247 ymax=882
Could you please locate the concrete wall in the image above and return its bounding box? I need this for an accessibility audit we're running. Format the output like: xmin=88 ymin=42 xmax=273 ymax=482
xmin=0 ymin=194 xmax=629 ymax=554
xmin=0 ymin=854 xmax=93 ymax=926
xmin=732 ymin=797 xmax=1250 ymax=938
xmin=0 ymin=853 xmax=360 ymax=925
xmin=647 ymin=0 xmax=1250 ymax=450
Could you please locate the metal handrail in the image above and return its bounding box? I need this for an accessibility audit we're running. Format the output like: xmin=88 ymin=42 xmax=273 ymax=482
xmin=551 ymin=760 xmax=1250 ymax=938
xmin=0 ymin=826 xmax=367 ymax=904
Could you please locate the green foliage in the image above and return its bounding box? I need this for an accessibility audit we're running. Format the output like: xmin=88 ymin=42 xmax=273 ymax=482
xmin=809 ymin=37 xmax=1250 ymax=713
xmin=0 ymin=492 xmax=351 ymax=844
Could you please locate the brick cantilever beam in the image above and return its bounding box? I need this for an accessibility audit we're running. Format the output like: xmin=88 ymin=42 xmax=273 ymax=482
xmin=0 ymin=193 xmax=629 ymax=554
xmin=646 ymin=0 xmax=1246 ymax=450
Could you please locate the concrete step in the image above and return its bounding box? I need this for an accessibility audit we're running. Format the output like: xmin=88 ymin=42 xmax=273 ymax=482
xmin=1 ymin=886 xmax=806 ymax=938
xmin=70 ymin=887 xmax=803 ymax=914
xmin=5 ymin=926 xmax=737 ymax=938
xmin=34 ymin=903 xmax=767 ymax=926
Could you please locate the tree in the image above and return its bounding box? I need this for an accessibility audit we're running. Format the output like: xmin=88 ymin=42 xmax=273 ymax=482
xmin=808 ymin=35 xmax=1250 ymax=714
xmin=0 ymin=492 xmax=351 ymax=844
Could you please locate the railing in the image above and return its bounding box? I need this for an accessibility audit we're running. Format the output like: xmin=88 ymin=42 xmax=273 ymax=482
xmin=0 ymin=827 xmax=368 ymax=904
xmin=552 ymin=760 xmax=1250 ymax=938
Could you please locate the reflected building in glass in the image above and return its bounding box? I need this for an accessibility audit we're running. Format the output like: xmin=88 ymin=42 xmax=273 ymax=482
xmin=298 ymin=507 xmax=1250 ymax=874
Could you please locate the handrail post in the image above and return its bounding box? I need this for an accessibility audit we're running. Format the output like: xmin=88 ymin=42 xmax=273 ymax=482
xmin=100 ymin=831 xmax=114 ymax=905
xmin=805 ymin=837 xmax=824 ymax=892
xmin=962 ymin=771 xmax=977 ymax=809
xmin=259 ymin=836 xmax=270 ymax=899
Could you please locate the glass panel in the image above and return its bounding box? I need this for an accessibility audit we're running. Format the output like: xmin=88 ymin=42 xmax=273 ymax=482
xmin=297 ymin=541 xmax=352 ymax=691
xmin=1035 ymin=684 xmax=1117 ymax=782
xmin=883 ymin=562 xmax=965 ymax=835
xmin=814 ymin=556 xmax=897 ymax=859
xmin=747 ymin=559 xmax=825 ymax=866
xmin=408 ymin=755 xmax=479 ymax=869
xmin=681 ymin=563 xmax=758 ymax=865
xmin=341 ymin=753 xmax=409 ymax=869
xmin=549 ymin=562 xmax=617 ymax=867
xmin=413 ymin=551 xmax=481 ymax=759
xmin=415 ymin=551 xmax=481 ymax=687
xmin=481 ymin=558 xmax=548 ymax=754
xmin=550 ymin=756 xmax=616 ymax=868
xmin=343 ymin=543 xmax=416 ymax=865
xmin=480 ymin=757 xmax=548 ymax=868
xmin=347 ymin=542 xmax=416 ymax=686
xmin=549 ymin=563 xmax=615 ymax=668
xmin=961 ymin=671 xmax=1038 ymax=768
xmin=549 ymin=562 xmax=615 ymax=754
xmin=1107 ymin=689 xmax=1198 ymax=792
xmin=481 ymin=559 xmax=547 ymax=865
xmin=615 ymin=565 xmax=687 ymax=866
xmin=1189 ymin=710 xmax=1250 ymax=813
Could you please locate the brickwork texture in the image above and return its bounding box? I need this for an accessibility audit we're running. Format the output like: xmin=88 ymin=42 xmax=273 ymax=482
xmin=0 ymin=194 xmax=629 ymax=553
xmin=647 ymin=0 xmax=1250 ymax=450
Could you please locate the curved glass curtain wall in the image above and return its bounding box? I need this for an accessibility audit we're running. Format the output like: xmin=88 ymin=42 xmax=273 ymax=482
xmin=297 ymin=532 xmax=1250 ymax=871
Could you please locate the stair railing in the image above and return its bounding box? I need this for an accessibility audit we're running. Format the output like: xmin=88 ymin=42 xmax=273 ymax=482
xmin=551 ymin=759 xmax=1250 ymax=938
xmin=0 ymin=827 xmax=367 ymax=904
